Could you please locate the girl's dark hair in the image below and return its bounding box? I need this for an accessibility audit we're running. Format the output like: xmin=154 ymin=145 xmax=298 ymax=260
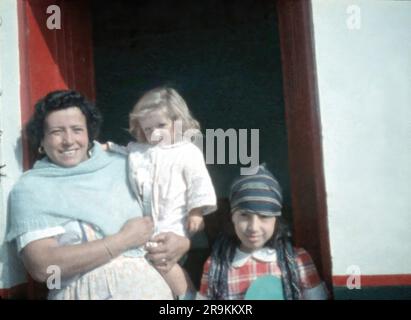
xmin=207 ymin=217 xmax=302 ymax=300
xmin=25 ymin=90 xmax=102 ymax=157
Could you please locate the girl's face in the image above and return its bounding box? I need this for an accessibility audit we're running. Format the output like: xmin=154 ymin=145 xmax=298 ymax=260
xmin=41 ymin=107 xmax=89 ymax=167
xmin=232 ymin=210 xmax=276 ymax=253
xmin=139 ymin=109 xmax=174 ymax=145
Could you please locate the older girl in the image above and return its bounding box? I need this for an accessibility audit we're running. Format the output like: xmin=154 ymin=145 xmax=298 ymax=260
xmin=198 ymin=165 xmax=328 ymax=300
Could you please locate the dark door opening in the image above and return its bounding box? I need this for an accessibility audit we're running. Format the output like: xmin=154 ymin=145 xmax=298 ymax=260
xmin=91 ymin=0 xmax=292 ymax=288
xmin=17 ymin=0 xmax=331 ymax=298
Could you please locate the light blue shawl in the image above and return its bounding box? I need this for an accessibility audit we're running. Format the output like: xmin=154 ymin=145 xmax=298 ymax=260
xmin=7 ymin=142 xmax=142 ymax=241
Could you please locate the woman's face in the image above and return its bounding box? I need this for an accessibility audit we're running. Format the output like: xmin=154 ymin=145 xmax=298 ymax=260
xmin=41 ymin=107 xmax=89 ymax=167
xmin=232 ymin=210 xmax=276 ymax=253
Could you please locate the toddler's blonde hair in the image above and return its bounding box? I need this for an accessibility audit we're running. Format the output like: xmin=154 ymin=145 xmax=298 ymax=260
xmin=129 ymin=87 xmax=200 ymax=142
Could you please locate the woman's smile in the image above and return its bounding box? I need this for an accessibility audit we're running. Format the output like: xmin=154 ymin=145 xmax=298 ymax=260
xmin=59 ymin=148 xmax=81 ymax=159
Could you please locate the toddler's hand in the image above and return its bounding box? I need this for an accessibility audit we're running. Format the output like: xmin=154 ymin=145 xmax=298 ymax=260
xmin=101 ymin=142 xmax=109 ymax=151
xmin=186 ymin=213 xmax=204 ymax=236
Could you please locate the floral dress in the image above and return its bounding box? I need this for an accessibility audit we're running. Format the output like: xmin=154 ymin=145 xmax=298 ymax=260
xmin=17 ymin=221 xmax=173 ymax=300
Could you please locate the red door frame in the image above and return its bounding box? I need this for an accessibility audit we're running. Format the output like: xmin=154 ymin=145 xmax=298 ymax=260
xmin=7 ymin=0 xmax=95 ymax=299
xmin=3 ymin=0 xmax=332 ymax=299
xmin=18 ymin=0 xmax=95 ymax=168
xmin=277 ymin=0 xmax=332 ymax=294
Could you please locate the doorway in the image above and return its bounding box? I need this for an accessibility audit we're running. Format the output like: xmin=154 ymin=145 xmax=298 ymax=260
xmin=91 ymin=0 xmax=292 ymax=287
xmin=17 ymin=0 xmax=332 ymax=298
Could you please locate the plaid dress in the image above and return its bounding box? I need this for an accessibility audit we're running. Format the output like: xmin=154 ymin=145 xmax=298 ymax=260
xmin=198 ymin=247 xmax=325 ymax=300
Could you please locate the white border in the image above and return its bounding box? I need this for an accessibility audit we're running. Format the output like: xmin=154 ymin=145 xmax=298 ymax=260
xmin=0 ymin=0 xmax=26 ymax=289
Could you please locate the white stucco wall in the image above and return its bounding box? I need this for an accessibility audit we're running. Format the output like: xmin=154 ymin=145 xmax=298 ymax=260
xmin=0 ymin=0 xmax=27 ymax=289
xmin=311 ymin=0 xmax=411 ymax=275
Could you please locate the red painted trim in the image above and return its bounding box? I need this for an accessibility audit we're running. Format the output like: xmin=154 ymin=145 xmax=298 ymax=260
xmin=17 ymin=1 xmax=35 ymax=300
xmin=18 ymin=0 xmax=96 ymax=167
xmin=276 ymin=0 xmax=333 ymax=295
xmin=16 ymin=0 xmax=95 ymax=300
xmin=18 ymin=0 xmax=33 ymax=170
xmin=333 ymin=274 xmax=411 ymax=287
xmin=0 ymin=283 xmax=28 ymax=299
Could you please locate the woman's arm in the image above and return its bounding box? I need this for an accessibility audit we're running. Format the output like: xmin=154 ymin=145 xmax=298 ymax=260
xmin=105 ymin=141 xmax=129 ymax=155
xmin=21 ymin=217 xmax=153 ymax=283
xmin=145 ymin=232 xmax=191 ymax=273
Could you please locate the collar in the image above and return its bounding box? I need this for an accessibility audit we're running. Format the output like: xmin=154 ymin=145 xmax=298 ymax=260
xmin=231 ymin=247 xmax=277 ymax=268
xmin=134 ymin=140 xmax=189 ymax=151
xmin=155 ymin=140 xmax=189 ymax=149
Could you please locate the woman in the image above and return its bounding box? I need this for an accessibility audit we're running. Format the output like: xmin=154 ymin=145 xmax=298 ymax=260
xmin=7 ymin=90 xmax=189 ymax=299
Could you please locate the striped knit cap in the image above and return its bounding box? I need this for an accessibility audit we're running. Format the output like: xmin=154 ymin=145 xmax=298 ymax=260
xmin=229 ymin=165 xmax=282 ymax=216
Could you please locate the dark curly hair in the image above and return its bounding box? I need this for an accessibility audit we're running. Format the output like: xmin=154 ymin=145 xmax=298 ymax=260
xmin=25 ymin=90 xmax=102 ymax=157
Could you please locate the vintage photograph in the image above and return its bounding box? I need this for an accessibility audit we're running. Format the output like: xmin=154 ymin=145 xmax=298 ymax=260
xmin=0 ymin=0 xmax=410 ymax=302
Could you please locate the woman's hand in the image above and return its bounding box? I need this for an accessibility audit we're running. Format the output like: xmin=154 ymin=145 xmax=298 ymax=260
xmin=21 ymin=217 xmax=154 ymax=283
xmin=145 ymin=232 xmax=190 ymax=273
xmin=115 ymin=216 xmax=154 ymax=253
